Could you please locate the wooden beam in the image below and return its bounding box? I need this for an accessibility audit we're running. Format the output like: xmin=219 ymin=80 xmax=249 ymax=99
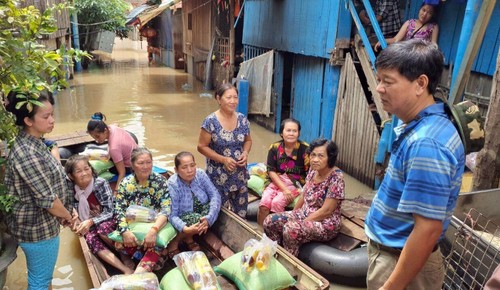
xmin=354 ymin=34 xmax=389 ymax=121
xmin=472 ymin=49 xmax=500 ymax=190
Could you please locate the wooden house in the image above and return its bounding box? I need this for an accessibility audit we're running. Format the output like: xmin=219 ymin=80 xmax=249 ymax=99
xmin=181 ymin=0 xmax=243 ymax=87
xmin=241 ymin=0 xmax=499 ymax=188
xmin=22 ymin=0 xmax=72 ymax=51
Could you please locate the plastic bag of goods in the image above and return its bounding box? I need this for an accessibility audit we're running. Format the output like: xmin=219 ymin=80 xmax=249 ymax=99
xmin=80 ymin=146 xmax=110 ymax=161
xmin=173 ymin=251 xmax=220 ymax=290
xmin=248 ymin=163 xmax=267 ymax=179
xmin=241 ymin=234 xmax=277 ymax=272
xmin=93 ymin=272 xmax=159 ymax=290
xmin=240 ymin=238 xmax=259 ymax=272
xmin=126 ymin=205 xmax=157 ymax=223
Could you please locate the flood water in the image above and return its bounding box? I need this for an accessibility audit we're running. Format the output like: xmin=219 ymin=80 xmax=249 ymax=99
xmin=5 ymin=39 xmax=370 ymax=290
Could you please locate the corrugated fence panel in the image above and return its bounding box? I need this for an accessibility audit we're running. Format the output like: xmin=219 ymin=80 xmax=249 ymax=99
xmin=291 ymin=55 xmax=324 ymax=143
xmin=333 ymin=54 xmax=378 ymax=188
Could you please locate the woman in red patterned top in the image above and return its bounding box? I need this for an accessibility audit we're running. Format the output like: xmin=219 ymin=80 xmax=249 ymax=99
xmin=263 ymin=138 xmax=344 ymax=257
xmin=257 ymin=118 xmax=309 ymax=226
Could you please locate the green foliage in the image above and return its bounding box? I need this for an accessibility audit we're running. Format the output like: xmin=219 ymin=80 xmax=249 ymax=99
xmin=0 ymin=0 xmax=88 ymax=213
xmin=75 ymin=0 xmax=130 ymax=51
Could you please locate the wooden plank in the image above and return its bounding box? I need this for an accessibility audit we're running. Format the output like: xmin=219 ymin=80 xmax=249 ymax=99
xmin=340 ymin=217 xmax=368 ymax=243
xmin=350 ymin=217 xmax=366 ymax=228
xmin=78 ymin=236 xmax=109 ymax=288
xmin=48 ymin=131 xmax=95 ymax=147
xmin=248 ymin=194 xmax=259 ymax=204
xmin=354 ymin=34 xmax=389 ymax=121
xmin=325 ymin=233 xmax=362 ymax=252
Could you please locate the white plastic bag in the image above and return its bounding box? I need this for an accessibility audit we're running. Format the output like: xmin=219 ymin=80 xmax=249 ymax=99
xmin=173 ymin=251 xmax=219 ymax=290
xmin=125 ymin=205 xmax=157 ymax=223
xmin=94 ymin=272 xmax=159 ymax=290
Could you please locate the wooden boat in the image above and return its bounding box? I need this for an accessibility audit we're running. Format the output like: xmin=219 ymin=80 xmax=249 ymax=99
xmin=53 ymin=131 xmax=329 ymax=288
xmin=80 ymin=208 xmax=330 ymax=289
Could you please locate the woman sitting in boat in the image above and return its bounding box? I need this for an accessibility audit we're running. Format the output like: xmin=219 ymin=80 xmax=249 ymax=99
xmin=87 ymin=112 xmax=138 ymax=192
xmin=166 ymin=151 xmax=222 ymax=257
xmin=114 ymin=147 xmax=171 ymax=273
xmin=65 ymin=155 xmax=134 ymax=274
xmin=263 ymin=138 xmax=344 ymax=257
xmin=257 ymin=118 xmax=309 ymax=226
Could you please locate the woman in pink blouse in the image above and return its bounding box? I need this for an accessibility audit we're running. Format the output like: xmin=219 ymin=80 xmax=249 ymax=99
xmin=87 ymin=112 xmax=138 ymax=192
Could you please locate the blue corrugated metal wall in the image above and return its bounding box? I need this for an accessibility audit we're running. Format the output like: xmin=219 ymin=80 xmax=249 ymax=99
xmin=408 ymin=1 xmax=500 ymax=76
xmin=159 ymin=10 xmax=173 ymax=50
xmin=291 ymin=55 xmax=325 ymax=143
xmin=242 ymin=0 xmax=339 ymax=58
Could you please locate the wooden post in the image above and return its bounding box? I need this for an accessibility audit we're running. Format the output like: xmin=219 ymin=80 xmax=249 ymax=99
xmin=472 ymin=49 xmax=500 ymax=190
xmin=229 ymin=0 xmax=235 ymax=81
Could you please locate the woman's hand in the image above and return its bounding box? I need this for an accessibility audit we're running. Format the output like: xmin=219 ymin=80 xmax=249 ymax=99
xmin=76 ymin=219 xmax=94 ymax=235
xmin=143 ymin=227 xmax=158 ymax=250
xmin=236 ymin=151 xmax=248 ymax=167
xmin=284 ymin=189 xmax=295 ymax=204
xmin=122 ymin=230 xmax=138 ymax=248
xmin=183 ymin=224 xmax=201 ymax=235
xmin=197 ymin=217 xmax=209 ymax=235
xmin=374 ymin=41 xmax=381 ymax=52
xmin=89 ymin=204 xmax=102 ymax=217
xmin=223 ymin=156 xmax=238 ymax=172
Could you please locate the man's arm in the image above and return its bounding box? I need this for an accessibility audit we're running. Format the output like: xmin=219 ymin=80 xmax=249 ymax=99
xmin=380 ymin=214 xmax=442 ymax=290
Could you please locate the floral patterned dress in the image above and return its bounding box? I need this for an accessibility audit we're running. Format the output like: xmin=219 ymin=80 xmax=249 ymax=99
xmin=201 ymin=112 xmax=250 ymax=218
xmin=263 ymin=168 xmax=345 ymax=257
xmin=114 ymin=172 xmax=171 ymax=271
xmin=404 ymin=19 xmax=435 ymax=41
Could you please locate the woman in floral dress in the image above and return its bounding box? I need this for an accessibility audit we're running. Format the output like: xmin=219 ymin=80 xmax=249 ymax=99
xmin=114 ymin=147 xmax=171 ymax=273
xmin=263 ymin=138 xmax=344 ymax=257
xmin=257 ymin=118 xmax=309 ymax=226
xmin=198 ymin=83 xmax=252 ymax=218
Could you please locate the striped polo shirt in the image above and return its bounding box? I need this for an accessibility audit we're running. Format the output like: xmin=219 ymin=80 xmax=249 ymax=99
xmin=365 ymin=103 xmax=465 ymax=248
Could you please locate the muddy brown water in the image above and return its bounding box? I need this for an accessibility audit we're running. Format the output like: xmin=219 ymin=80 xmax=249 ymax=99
xmin=5 ymin=39 xmax=370 ymax=290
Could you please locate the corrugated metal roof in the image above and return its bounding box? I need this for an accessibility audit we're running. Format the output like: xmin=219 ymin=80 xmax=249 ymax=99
xmin=126 ymin=0 xmax=181 ymax=27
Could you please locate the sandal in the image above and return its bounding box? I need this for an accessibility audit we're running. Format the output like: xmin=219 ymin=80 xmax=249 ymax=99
xmin=186 ymin=241 xmax=201 ymax=251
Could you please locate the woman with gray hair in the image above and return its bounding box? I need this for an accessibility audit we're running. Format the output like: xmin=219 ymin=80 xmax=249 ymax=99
xmin=113 ymin=147 xmax=171 ymax=273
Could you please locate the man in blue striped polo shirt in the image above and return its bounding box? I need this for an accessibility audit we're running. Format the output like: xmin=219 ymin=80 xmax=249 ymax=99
xmin=365 ymin=39 xmax=465 ymax=290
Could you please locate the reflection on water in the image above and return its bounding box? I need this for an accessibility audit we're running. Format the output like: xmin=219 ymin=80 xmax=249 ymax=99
xmin=5 ymin=38 xmax=371 ymax=290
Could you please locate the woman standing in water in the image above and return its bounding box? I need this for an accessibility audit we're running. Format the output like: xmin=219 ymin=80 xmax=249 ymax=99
xmin=86 ymin=112 xmax=138 ymax=192
xmin=4 ymin=90 xmax=76 ymax=289
xmin=198 ymin=83 xmax=252 ymax=218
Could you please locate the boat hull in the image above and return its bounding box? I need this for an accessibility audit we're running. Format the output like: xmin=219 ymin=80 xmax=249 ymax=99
xmin=80 ymin=208 xmax=330 ymax=289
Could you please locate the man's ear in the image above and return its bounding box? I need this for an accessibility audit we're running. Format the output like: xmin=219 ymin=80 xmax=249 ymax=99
xmin=416 ymin=74 xmax=429 ymax=96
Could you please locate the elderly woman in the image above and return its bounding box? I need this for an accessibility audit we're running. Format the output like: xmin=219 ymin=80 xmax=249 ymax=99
xmin=257 ymin=118 xmax=309 ymax=226
xmin=198 ymin=83 xmax=252 ymax=218
xmin=65 ymin=155 xmax=133 ymax=274
xmin=263 ymin=138 xmax=344 ymax=257
xmin=166 ymin=151 xmax=221 ymax=257
xmin=114 ymin=147 xmax=171 ymax=273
